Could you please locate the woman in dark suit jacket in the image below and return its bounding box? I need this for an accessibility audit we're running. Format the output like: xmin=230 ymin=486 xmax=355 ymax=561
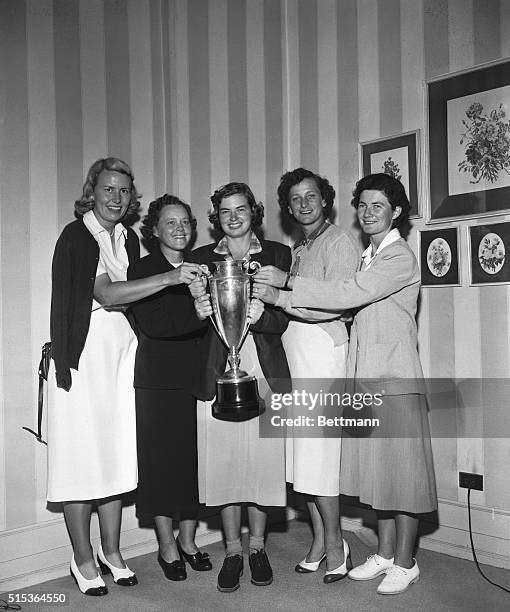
xmin=128 ymin=195 xmax=211 ymax=582
xmin=190 ymin=182 xmax=291 ymax=594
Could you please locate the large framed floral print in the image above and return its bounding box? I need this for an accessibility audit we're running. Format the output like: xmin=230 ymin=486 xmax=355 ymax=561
xmin=427 ymin=59 xmax=510 ymax=222
xmin=468 ymin=221 xmax=510 ymax=286
xmin=360 ymin=130 xmax=420 ymax=218
xmin=419 ymin=227 xmax=460 ymax=287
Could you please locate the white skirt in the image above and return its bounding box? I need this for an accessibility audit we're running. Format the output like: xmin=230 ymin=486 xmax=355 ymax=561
xmin=197 ymin=334 xmax=286 ymax=507
xmin=47 ymin=308 xmax=137 ymax=502
xmin=282 ymin=320 xmax=347 ymax=496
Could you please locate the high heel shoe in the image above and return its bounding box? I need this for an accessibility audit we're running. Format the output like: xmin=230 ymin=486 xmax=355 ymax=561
xmin=97 ymin=544 xmax=138 ymax=586
xmin=70 ymin=555 xmax=108 ymax=596
xmin=176 ymin=539 xmax=212 ymax=571
xmin=323 ymin=539 xmax=352 ymax=584
xmin=295 ymin=553 xmax=326 ymax=573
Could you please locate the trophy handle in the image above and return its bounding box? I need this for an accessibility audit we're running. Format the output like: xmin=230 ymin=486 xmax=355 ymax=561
xmin=208 ymin=314 xmax=222 ymax=339
xmin=240 ymin=260 xmax=259 ymax=342
xmin=240 ymin=313 xmax=252 ymax=346
xmin=243 ymin=260 xmax=261 ymax=276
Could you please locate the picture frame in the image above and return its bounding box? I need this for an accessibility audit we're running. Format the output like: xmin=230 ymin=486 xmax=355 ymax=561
xmin=427 ymin=59 xmax=510 ymax=222
xmin=360 ymin=130 xmax=421 ymax=218
xmin=418 ymin=227 xmax=460 ymax=287
xmin=468 ymin=221 xmax=510 ymax=286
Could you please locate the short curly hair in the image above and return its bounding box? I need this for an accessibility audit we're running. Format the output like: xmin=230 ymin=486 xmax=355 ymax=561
xmin=277 ymin=168 xmax=335 ymax=219
xmin=208 ymin=182 xmax=264 ymax=232
xmin=141 ymin=194 xmax=197 ymax=251
xmin=351 ymin=173 xmax=410 ymax=228
xmin=74 ymin=157 xmax=141 ymax=216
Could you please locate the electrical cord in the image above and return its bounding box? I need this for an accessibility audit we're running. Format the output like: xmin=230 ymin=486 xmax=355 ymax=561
xmin=467 ymin=487 xmax=510 ymax=594
xmin=0 ymin=600 xmax=21 ymax=610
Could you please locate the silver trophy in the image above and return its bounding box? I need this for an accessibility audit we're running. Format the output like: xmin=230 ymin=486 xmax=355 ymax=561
xmin=206 ymin=259 xmax=265 ymax=422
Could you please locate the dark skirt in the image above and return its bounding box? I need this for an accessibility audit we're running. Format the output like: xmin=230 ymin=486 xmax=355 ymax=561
xmin=135 ymin=388 xmax=199 ymax=519
xmin=340 ymin=394 xmax=437 ymax=514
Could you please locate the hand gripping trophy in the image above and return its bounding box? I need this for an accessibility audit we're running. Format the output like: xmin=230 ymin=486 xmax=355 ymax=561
xmin=201 ymin=259 xmax=265 ymax=422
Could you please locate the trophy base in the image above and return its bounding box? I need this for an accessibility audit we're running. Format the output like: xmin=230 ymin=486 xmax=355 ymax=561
xmin=212 ymin=375 xmax=265 ymax=422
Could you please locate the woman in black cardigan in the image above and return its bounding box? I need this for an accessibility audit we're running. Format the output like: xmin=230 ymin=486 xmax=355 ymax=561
xmin=48 ymin=159 xmax=203 ymax=597
xmin=128 ymin=195 xmax=212 ymax=581
xmin=190 ymin=182 xmax=291 ymax=593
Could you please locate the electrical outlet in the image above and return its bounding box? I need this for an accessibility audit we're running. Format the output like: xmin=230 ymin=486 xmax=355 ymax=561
xmin=459 ymin=471 xmax=483 ymax=491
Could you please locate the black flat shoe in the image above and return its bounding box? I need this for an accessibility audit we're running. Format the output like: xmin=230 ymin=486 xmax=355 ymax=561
xmin=249 ymin=549 xmax=273 ymax=586
xmin=177 ymin=539 xmax=212 ymax=571
xmin=217 ymin=554 xmax=243 ymax=593
xmin=158 ymin=552 xmax=187 ymax=581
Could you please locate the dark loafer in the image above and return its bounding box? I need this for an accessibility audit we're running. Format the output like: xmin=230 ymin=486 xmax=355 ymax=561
xmin=249 ymin=549 xmax=273 ymax=586
xmin=177 ymin=539 xmax=213 ymax=571
xmin=217 ymin=554 xmax=243 ymax=592
xmin=157 ymin=553 xmax=187 ymax=581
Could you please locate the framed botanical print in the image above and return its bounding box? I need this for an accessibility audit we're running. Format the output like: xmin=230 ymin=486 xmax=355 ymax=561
xmin=360 ymin=130 xmax=421 ymax=218
xmin=419 ymin=227 xmax=460 ymax=287
xmin=468 ymin=221 xmax=510 ymax=285
xmin=427 ymin=59 xmax=510 ymax=222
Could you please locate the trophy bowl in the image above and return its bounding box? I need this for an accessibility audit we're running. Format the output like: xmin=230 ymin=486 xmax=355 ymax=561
xmin=207 ymin=260 xmax=265 ymax=422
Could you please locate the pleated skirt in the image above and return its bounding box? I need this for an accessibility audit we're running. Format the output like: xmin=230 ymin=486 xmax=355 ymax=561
xmin=340 ymin=393 xmax=438 ymax=514
xmin=197 ymin=334 xmax=286 ymax=507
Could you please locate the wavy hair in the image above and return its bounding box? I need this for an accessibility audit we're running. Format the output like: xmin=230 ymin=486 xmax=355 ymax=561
xmin=351 ymin=173 xmax=410 ymax=228
xmin=141 ymin=194 xmax=197 ymax=252
xmin=277 ymin=168 xmax=335 ymax=219
xmin=208 ymin=182 xmax=264 ymax=232
xmin=74 ymin=157 xmax=141 ymax=216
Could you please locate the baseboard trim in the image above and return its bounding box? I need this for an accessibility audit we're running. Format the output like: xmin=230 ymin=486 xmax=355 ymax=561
xmin=0 ymin=522 xmax=222 ymax=593
xmin=0 ymin=506 xmax=296 ymax=592
xmin=1 ymin=498 xmax=508 ymax=591
xmin=419 ymin=532 xmax=510 ymax=569
xmin=337 ymin=498 xmax=510 ymax=570
xmin=294 ymin=498 xmax=510 ymax=570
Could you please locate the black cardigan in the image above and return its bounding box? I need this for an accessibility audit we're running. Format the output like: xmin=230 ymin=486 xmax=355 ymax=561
xmin=127 ymin=249 xmax=206 ymax=390
xmin=190 ymin=239 xmax=292 ymax=400
xmin=50 ymin=218 xmax=140 ymax=390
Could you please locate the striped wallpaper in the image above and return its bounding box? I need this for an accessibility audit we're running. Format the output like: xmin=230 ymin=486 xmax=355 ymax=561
xmin=0 ymin=0 xmax=509 ymax=569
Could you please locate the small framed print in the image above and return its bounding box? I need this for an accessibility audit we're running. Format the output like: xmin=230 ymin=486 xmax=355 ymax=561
xmin=360 ymin=130 xmax=421 ymax=218
xmin=468 ymin=221 xmax=510 ymax=286
xmin=419 ymin=227 xmax=460 ymax=287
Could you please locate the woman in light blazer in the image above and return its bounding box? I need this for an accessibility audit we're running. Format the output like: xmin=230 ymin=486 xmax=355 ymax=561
xmin=255 ymin=173 xmax=437 ymax=597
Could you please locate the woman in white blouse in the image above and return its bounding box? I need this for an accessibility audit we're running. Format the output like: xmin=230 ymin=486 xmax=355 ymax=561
xmin=48 ymin=158 xmax=202 ymax=596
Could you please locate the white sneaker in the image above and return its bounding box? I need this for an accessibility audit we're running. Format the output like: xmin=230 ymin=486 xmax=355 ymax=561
xmin=376 ymin=560 xmax=419 ymax=595
xmin=348 ymin=554 xmax=394 ymax=581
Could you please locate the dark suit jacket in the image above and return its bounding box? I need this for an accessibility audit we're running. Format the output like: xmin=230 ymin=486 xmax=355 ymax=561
xmin=128 ymin=249 xmax=206 ymax=390
xmin=190 ymin=238 xmax=292 ymax=400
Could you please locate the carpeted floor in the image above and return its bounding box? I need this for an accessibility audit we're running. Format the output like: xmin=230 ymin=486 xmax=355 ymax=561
xmin=4 ymin=519 xmax=509 ymax=612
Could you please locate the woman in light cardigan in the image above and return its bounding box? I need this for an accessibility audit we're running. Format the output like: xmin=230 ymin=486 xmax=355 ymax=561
xmin=255 ymin=173 xmax=437 ymax=597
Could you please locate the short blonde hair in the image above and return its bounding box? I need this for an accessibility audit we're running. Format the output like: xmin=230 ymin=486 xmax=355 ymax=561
xmin=74 ymin=157 xmax=141 ymax=216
